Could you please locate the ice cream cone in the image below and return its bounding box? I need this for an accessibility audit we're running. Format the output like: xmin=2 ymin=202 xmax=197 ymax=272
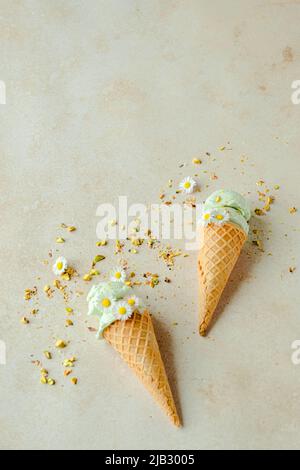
xmin=103 ymin=310 xmax=181 ymax=427
xmin=198 ymin=223 xmax=247 ymax=336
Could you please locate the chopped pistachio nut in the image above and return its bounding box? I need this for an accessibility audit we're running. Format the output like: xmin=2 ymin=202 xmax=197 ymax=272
xmin=92 ymin=255 xmax=106 ymax=266
xmin=24 ymin=287 xmax=37 ymax=301
xmin=219 ymin=146 xmax=226 ymax=151
xmin=31 ymin=309 xmax=39 ymax=315
xmin=40 ymin=376 xmax=48 ymax=385
xmin=274 ymin=185 xmax=280 ymax=190
xmin=44 ymin=351 xmax=52 ymax=360
xmin=67 ymin=226 xmax=76 ymax=232
xmin=90 ymin=269 xmax=100 ymax=276
xmin=59 ymin=266 xmax=77 ymax=282
xmin=21 ymin=317 xmax=30 ymax=325
xmin=96 ymin=240 xmax=107 ymax=247
xmin=289 ymin=207 xmax=297 ymax=214
xmin=40 ymin=369 xmax=48 ymax=376
xmin=63 ymin=358 xmax=76 ymax=368
xmin=83 ymin=274 xmax=92 ymax=282
xmin=65 ymin=307 xmax=74 ymax=314
xmin=252 ymin=240 xmax=264 ymax=251
xmin=56 ymin=237 xmax=65 ymax=244
xmin=47 ymin=378 xmax=56 ymax=386
xmin=44 ymin=285 xmax=54 ymax=298
xmin=254 ymin=208 xmax=265 ymax=216
xmin=53 ymin=279 xmax=62 ymax=289
xmin=55 ymin=340 xmax=67 ymax=349
xmin=115 ymin=240 xmax=124 ymax=254
xmin=193 ymin=158 xmax=202 ymax=164
xmin=65 ymin=319 xmax=74 ymax=327
xmin=131 ymin=238 xmax=144 ymax=247
xmin=264 ymin=196 xmax=275 ymax=212
xmin=159 ymin=247 xmax=182 ymax=267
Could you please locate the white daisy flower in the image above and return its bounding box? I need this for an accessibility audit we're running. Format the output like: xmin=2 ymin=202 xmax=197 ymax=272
xmin=125 ymin=295 xmax=140 ymax=310
xmin=202 ymin=210 xmax=214 ymax=226
xmin=53 ymin=257 xmax=68 ymax=276
xmin=110 ymin=267 xmax=127 ymax=283
xmin=213 ymin=209 xmax=230 ymax=226
xmin=179 ymin=177 xmax=197 ymax=194
xmin=114 ymin=301 xmax=133 ymax=321
xmin=99 ymin=295 xmax=115 ymax=311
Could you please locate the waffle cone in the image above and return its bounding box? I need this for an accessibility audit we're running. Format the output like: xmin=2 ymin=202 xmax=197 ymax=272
xmin=103 ymin=310 xmax=180 ymax=427
xmin=198 ymin=223 xmax=247 ymax=336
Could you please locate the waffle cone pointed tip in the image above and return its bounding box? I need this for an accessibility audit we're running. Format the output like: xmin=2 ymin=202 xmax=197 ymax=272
xmin=199 ymin=322 xmax=208 ymax=337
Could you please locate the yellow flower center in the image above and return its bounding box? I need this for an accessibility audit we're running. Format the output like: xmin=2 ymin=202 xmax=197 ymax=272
xmin=128 ymin=298 xmax=135 ymax=306
xmin=102 ymin=298 xmax=111 ymax=308
xmin=184 ymin=182 xmax=191 ymax=189
xmin=115 ymin=272 xmax=122 ymax=280
xmin=215 ymin=196 xmax=222 ymax=203
xmin=57 ymin=262 xmax=63 ymax=271
xmin=216 ymin=214 xmax=224 ymax=220
xmin=119 ymin=307 xmax=127 ymax=315
xmin=204 ymin=213 xmax=211 ymax=220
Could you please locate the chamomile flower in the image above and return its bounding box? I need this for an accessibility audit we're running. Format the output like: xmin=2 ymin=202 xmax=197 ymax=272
xmin=125 ymin=295 xmax=140 ymax=310
xmin=87 ymin=289 xmax=115 ymax=316
xmin=213 ymin=209 xmax=230 ymax=226
xmin=110 ymin=267 xmax=127 ymax=283
xmin=100 ymin=296 xmax=114 ymax=310
xmin=114 ymin=301 xmax=133 ymax=321
xmin=53 ymin=257 xmax=68 ymax=276
xmin=179 ymin=177 xmax=197 ymax=194
xmin=201 ymin=210 xmax=214 ymax=226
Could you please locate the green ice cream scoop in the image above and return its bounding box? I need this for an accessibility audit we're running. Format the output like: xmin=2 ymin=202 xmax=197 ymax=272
xmin=203 ymin=189 xmax=251 ymax=235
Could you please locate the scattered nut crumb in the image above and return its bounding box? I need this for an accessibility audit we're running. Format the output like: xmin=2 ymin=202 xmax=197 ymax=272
xmin=96 ymin=240 xmax=107 ymax=247
xmin=289 ymin=207 xmax=297 ymax=214
xmin=254 ymin=209 xmax=265 ymax=216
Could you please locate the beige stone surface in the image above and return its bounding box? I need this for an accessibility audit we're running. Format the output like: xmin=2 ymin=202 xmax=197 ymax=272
xmin=1 ymin=0 xmax=300 ymax=450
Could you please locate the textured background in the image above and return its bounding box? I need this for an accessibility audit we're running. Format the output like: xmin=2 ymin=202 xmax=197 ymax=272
xmin=1 ymin=0 xmax=300 ymax=450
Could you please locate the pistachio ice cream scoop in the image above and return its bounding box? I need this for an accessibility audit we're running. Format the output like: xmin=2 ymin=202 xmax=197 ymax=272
xmin=202 ymin=189 xmax=251 ymax=235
